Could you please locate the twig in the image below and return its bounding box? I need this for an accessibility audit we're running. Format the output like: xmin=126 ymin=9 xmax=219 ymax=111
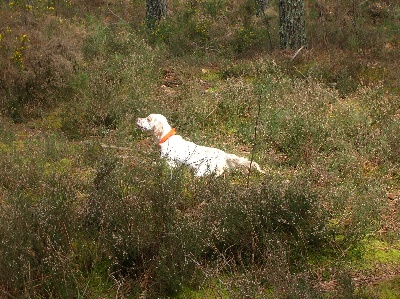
xmin=255 ymin=0 xmax=273 ymax=49
xmin=204 ymin=106 xmax=218 ymax=120
xmin=247 ymin=94 xmax=262 ymax=188
xmin=100 ymin=143 xmax=132 ymax=151
xmin=294 ymin=66 xmax=306 ymax=78
xmin=291 ymin=45 xmax=305 ymax=61
xmin=107 ymin=4 xmax=129 ymax=24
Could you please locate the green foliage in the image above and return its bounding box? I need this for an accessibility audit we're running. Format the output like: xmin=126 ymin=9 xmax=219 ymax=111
xmin=0 ymin=1 xmax=399 ymax=298
xmin=231 ymin=25 xmax=270 ymax=54
xmin=0 ymin=3 xmax=85 ymax=121
xmin=61 ymin=22 xmax=160 ymax=139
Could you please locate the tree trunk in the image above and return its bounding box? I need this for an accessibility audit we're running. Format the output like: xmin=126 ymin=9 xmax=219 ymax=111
xmin=279 ymin=0 xmax=307 ymax=49
xmin=146 ymin=0 xmax=166 ymax=29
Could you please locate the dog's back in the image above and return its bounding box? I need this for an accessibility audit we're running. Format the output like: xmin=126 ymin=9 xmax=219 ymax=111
xmin=137 ymin=113 xmax=264 ymax=177
xmin=160 ymin=135 xmax=228 ymax=176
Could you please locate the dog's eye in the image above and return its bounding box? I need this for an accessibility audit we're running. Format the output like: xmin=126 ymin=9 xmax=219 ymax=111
xmin=147 ymin=116 xmax=152 ymax=122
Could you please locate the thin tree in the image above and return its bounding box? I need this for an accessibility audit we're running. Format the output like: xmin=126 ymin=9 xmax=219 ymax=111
xmin=279 ymin=0 xmax=307 ymax=49
xmin=146 ymin=0 xmax=166 ymax=29
xmin=255 ymin=0 xmax=273 ymax=49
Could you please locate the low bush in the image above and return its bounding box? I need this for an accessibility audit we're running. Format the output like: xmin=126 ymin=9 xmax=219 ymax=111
xmin=0 ymin=4 xmax=85 ymax=121
xmin=60 ymin=22 xmax=160 ymax=139
xmin=0 ymin=1 xmax=399 ymax=298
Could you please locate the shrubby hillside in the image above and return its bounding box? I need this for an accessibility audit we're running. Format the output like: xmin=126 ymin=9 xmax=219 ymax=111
xmin=0 ymin=1 xmax=399 ymax=298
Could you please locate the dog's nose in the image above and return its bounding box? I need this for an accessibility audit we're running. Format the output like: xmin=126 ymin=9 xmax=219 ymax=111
xmin=136 ymin=118 xmax=145 ymax=129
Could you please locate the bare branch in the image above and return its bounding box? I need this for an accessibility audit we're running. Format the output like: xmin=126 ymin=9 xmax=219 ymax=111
xmin=291 ymin=45 xmax=305 ymax=61
xmin=100 ymin=143 xmax=132 ymax=151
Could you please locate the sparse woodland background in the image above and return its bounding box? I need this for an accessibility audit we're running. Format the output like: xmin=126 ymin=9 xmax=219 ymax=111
xmin=0 ymin=0 xmax=399 ymax=298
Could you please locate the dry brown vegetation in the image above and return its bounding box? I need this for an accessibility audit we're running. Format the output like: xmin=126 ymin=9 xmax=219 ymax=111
xmin=0 ymin=0 xmax=399 ymax=298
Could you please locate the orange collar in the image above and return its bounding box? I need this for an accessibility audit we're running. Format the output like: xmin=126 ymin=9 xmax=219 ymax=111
xmin=159 ymin=128 xmax=176 ymax=145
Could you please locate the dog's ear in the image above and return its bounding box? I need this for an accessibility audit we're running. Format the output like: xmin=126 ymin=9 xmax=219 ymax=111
xmin=153 ymin=120 xmax=164 ymax=139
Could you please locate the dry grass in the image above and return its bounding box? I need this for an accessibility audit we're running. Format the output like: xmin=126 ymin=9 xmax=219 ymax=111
xmin=0 ymin=1 xmax=399 ymax=298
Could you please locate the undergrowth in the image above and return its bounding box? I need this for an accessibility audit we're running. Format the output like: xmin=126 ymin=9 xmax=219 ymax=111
xmin=0 ymin=0 xmax=399 ymax=298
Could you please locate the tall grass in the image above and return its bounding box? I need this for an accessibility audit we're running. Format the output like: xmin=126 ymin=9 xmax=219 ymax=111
xmin=62 ymin=21 xmax=160 ymax=139
xmin=1 ymin=65 xmax=394 ymax=297
xmin=0 ymin=1 xmax=399 ymax=298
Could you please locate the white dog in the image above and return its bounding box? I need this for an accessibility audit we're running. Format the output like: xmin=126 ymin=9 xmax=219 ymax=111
xmin=136 ymin=114 xmax=265 ymax=177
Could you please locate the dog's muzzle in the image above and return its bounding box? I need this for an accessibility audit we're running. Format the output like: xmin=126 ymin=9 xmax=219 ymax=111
xmin=136 ymin=119 xmax=147 ymax=131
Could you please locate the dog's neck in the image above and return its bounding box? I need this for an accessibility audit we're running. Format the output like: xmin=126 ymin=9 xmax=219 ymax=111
xmin=159 ymin=128 xmax=176 ymax=145
xmin=154 ymin=121 xmax=172 ymax=141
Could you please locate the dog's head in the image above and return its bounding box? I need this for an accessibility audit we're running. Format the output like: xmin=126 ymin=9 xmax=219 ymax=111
xmin=136 ymin=114 xmax=170 ymax=139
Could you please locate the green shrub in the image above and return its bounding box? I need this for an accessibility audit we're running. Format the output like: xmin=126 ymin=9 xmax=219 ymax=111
xmin=61 ymin=23 xmax=160 ymax=139
xmin=0 ymin=1 xmax=398 ymax=298
xmin=0 ymin=4 xmax=85 ymax=121
xmin=0 ymin=172 xmax=81 ymax=297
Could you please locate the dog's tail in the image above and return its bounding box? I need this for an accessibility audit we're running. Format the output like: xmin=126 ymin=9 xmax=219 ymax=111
xmin=226 ymin=154 xmax=265 ymax=174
